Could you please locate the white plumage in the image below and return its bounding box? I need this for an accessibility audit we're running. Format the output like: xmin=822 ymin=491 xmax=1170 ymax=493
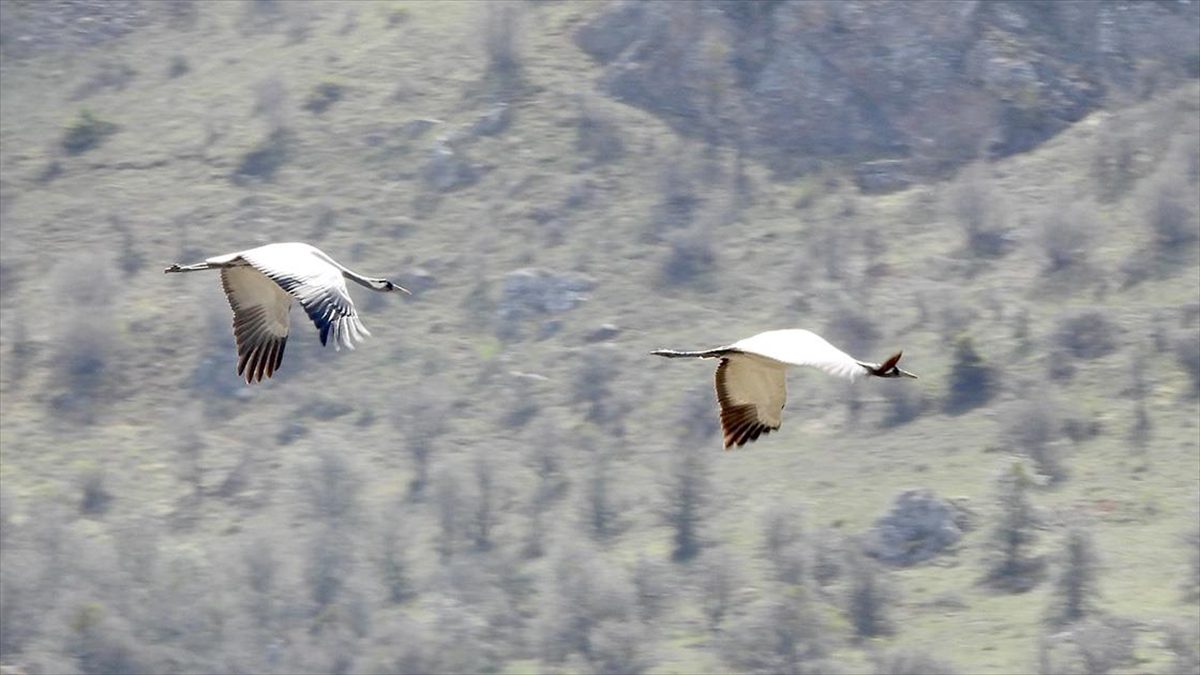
xmin=165 ymin=242 xmax=408 ymax=383
xmin=652 ymin=329 xmax=916 ymax=449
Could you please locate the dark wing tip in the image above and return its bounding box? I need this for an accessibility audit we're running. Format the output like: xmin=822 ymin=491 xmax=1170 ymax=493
xmin=879 ymin=351 xmax=903 ymax=372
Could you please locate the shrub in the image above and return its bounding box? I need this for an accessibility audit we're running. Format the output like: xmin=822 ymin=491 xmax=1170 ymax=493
xmin=301 ymin=448 xmax=360 ymax=524
xmin=949 ymin=166 xmax=1011 ymax=258
xmin=1038 ymin=201 xmax=1094 ymax=273
xmin=660 ymin=227 xmax=716 ymax=289
xmin=1145 ymin=175 xmax=1198 ymax=250
xmin=233 ymin=128 xmax=292 ymax=182
xmin=62 ymin=110 xmax=117 ymax=155
xmin=1046 ymin=527 xmax=1101 ymax=626
xmin=78 ymin=469 xmax=113 ymax=516
xmin=762 ymin=502 xmax=808 ymax=586
xmin=720 ymin=593 xmax=830 ymax=674
xmin=303 ymin=81 xmax=346 ymax=114
xmin=845 ymin=549 xmax=896 ymax=639
xmin=880 ymin=381 xmax=923 ymax=428
xmin=660 ymin=443 xmax=712 ymax=562
xmin=943 ymin=335 xmax=996 ymax=415
xmin=698 ymin=548 xmax=745 ymax=630
xmin=1055 ymin=311 xmax=1118 ymax=360
xmin=1183 ymin=522 xmax=1200 ymax=603
xmin=1175 ymin=331 xmax=1200 ymax=397
xmin=872 ymin=649 xmax=960 ymax=675
xmin=576 ymin=96 xmax=625 ymax=165
xmin=980 ymin=463 xmax=1044 ymax=592
xmin=482 ymin=2 xmax=522 ymax=79
xmin=305 ymin=526 xmax=350 ymax=610
xmin=1002 ymin=398 xmax=1068 ymax=483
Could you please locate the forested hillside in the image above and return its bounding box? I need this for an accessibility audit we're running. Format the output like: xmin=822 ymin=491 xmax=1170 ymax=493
xmin=0 ymin=2 xmax=1197 ymax=674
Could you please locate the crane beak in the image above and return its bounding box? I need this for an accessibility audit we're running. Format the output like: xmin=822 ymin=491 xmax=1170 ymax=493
xmin=897 ymin=368 xmax=918 ymax=379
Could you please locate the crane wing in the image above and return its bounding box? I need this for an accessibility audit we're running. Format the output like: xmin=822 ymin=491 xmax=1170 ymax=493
xmin=240 ymin=247 xmax=369 ymax=351
xmin=220 ymin=266 xmax=291 ymax=383
xmin=731 ymin=329 xmax=867 ymax=381
xmin=715 ymin=355 xmax=787 ymax=449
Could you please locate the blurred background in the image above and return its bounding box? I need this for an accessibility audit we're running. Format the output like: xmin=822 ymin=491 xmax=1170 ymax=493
xmin=0 ymin=1 xmax=1198 ymax=673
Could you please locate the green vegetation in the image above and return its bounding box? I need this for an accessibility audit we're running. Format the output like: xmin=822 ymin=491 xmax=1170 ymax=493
xmin=0 ymin=2 xmax=1197 ymax=675
xmin=61 ymin=109 xmax=117 ymax=155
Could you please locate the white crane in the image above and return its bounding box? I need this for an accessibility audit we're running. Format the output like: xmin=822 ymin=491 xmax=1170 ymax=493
xmin=165 ymin=242 xmax=409 ymax=383
xmin=652 ymin=329 xmax=917 ymax=449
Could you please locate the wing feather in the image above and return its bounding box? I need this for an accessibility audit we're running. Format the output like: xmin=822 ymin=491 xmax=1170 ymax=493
xmin=240 ymin=245 xmax=370 ymax=351
xmin=714 ymin=355 xmax=787 ymax=449
xmin=220 ymin=266 xmax=291 ymax=384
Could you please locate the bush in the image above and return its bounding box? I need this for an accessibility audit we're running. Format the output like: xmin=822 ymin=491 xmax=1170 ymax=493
xmin=698 ymin=548 xmax=745 ymax=630
xmin=301 ymin=448 xmax=360 ymax=524
xmin=1038 ymin=201 xmax=1094 ymax=273
xmin=482 ymin=2 xmax=522 ymax=79
xmin=1046 ymin=527 xmax=1101 ymax=626
xmin=981 ymin=463 xmax=1044 ymax=592
xmin=62 ymin=109 xmax=117 ymax=155
xmin=872 ymin=649 xmax=960 ymax=675
xmin=660 ymin=227 xmax=716 ymax=289
xmin=303 ymin=81 xmax=346 ymax=114
xmin=1176 ymin=332 xmax=1200 ymax=397
xmin=845 ymin=549 xmax=896 ymax=639
xmin=1002 ymin=398 xmax=1068 ymax=483
xmin=78 ymin=469 xmax=113 ymax=516
xmin=762 ymin=502 xmax=808 ymax=586
xmin=880 ymin=381 xmax=923 ymax=428
xmin=1145 ymin=175 xmax=1198 ymax=250
xmin=720 ymin=593 xmax=830 ymax=674
xmin=233 ymin=128 xmax=292 ymax=182
xmin=943 ymin=335 xmax=996 ymax=415
xmin=949 ymin=166 xmax=1011 ymax=258
xmin=1055 ymin=311 xmax=1118 ymax=360
xmin=576 ymin=96 xmax=625 ymax=166
xmin=660 ymin=443 xmax=712 ymax=562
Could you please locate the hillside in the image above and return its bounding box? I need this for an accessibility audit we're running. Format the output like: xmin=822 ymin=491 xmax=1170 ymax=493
xmin=0 ymin=2 xmax=1198 ymax=674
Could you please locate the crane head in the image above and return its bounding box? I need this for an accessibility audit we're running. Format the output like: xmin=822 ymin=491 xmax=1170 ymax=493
xmin=869 ymin=352 xmax=918 ymax=379
xmin=376 ymin=278 xmax=412 ymax=294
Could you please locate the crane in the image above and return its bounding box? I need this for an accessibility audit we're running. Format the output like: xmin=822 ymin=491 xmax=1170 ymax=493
xmin=165 ymin=242 xmax=408 ymax=383
xmin=652 ymin=329 xmax=917 ymax=449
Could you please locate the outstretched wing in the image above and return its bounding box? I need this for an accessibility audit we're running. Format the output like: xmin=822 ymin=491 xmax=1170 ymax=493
xmin=715 ymin=354 xmax=788 ymax=449
xmin=731 ymin=329 xmax=867 ymax=380
xmin=220 ymin=266 xmax=291 ymax=383
xmin=241 ymin=246 xmax=369 ymax=351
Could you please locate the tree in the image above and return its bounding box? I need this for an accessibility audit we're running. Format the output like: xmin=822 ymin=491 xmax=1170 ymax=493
xmin=981 ymin=463 xmax=1044 ymax=592
xmin=1047 ymin=527 xmax=1101 ymax=626
xmin=659 ymin=443 xmax=712 ymax=562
